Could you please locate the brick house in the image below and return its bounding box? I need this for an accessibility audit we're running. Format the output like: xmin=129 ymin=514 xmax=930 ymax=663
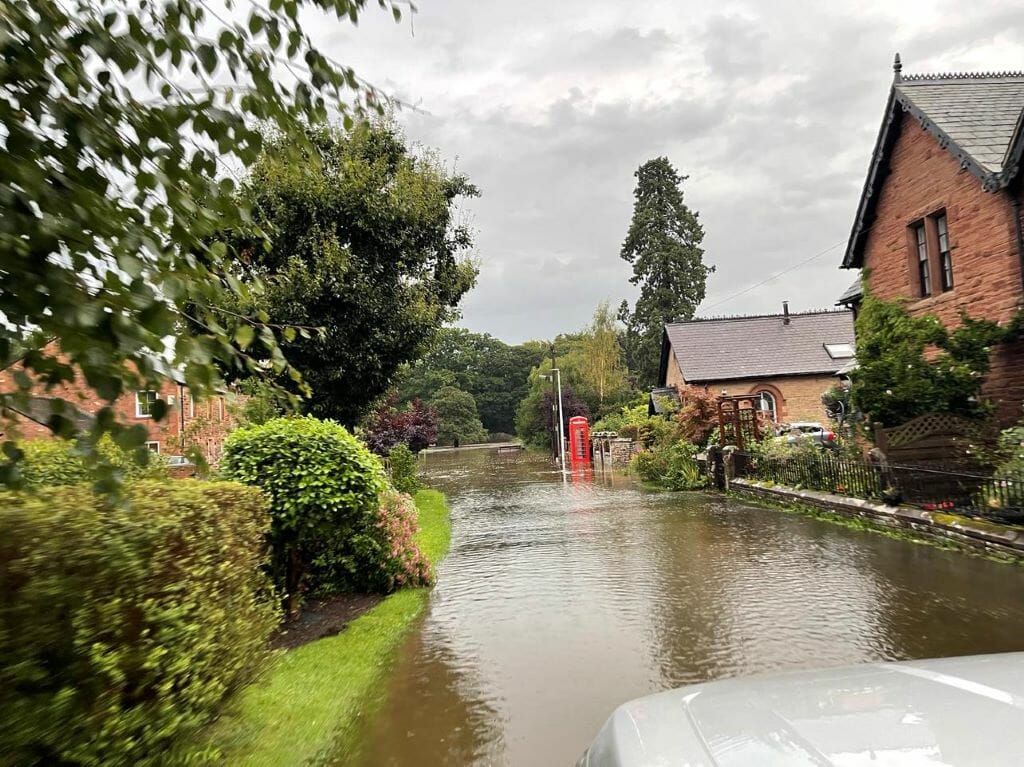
xmin=841 ymin=56 xmax=1024 ymax=425
xmin=0 ymin=353 xmax=239 ymax=466
xmin=658 ymin=306 xmax=855 ymax=424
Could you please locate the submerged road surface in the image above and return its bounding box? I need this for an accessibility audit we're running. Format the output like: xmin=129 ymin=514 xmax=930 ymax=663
xmin=346 ymin=448 xmax=1024 ymax=766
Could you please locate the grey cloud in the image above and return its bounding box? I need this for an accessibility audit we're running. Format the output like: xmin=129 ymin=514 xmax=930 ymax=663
xmin=316 ymin=0 xmax=1024 ymax=342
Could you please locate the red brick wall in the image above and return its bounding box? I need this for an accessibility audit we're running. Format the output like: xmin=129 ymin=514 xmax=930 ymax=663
xmin=0 ymin=352 xmax=240 ymax=465
xmin=696 ymin=374 xmax=836 ymax=424
xmin=861 ymin=111 xmax=1024 ymax=425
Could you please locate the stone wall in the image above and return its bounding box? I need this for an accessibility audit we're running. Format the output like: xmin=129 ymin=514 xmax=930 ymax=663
xmin=731 ymin=479 xmax=1024 ymax=562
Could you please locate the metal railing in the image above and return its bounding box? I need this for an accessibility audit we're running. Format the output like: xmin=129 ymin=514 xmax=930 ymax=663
xmin=733 ymin=451 xmax=1024 ymax=522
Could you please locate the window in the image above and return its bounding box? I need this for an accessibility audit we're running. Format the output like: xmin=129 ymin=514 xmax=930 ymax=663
xmin=188 ymin=393 xmax=194 ymax=419
xmin=135 ymin=390 xmax=158 ymax=417
xmin=937 ymin=214 xmax=953 ymax=291
xmin=824 ymin=343 xmax=855 ymax=359
xmin=145 ymin=441 xmax=160 ymax=453
xmin=756 ymin=391 xmax=777 ymax=422
xmin=913 ymin=222 xmax=930 ymax=297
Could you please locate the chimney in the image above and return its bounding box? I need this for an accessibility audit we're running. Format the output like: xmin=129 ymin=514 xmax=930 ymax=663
xmin=782 ymin=301 xmax=790 ymax=325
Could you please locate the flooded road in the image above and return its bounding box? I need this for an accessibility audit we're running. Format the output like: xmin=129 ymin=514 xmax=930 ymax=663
xmin=351 ymin=448 xmax=1024 ymax=766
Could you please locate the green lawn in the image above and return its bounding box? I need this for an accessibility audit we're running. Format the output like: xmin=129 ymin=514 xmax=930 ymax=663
xmin=208 ymin=489 xmax=451 ymax=766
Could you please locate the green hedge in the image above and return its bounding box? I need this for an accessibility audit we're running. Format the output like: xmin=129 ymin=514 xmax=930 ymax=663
xmin=18 ymin=436 xmax=169 ymax=487
xmin=0 ymin=480 xmax=279 ymax=766
xmin=220 ymin=416 xmax=389 ymax=615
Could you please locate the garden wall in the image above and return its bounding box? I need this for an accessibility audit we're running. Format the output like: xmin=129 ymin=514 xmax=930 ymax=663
xmin=731 ymin=478 xmax=1024 ymax=561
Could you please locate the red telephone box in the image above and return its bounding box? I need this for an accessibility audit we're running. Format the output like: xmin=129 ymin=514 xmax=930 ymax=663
xmin=568 ymin=416 xmax=591 ymax=465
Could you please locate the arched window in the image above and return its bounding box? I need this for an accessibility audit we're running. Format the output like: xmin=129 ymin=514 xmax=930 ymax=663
xmin=756 ymin=390 xmax=777 ymax=422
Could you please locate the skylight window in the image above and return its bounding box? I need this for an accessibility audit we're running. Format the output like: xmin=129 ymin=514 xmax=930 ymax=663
xmin=824 ymin=343 xmax=854 ymax=359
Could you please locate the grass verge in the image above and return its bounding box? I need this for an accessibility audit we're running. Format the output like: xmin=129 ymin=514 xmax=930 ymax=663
xmin=207 ymin=489 xmax=451 ymax=766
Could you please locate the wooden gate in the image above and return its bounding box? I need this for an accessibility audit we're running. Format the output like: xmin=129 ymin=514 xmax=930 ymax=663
xmin=716 ymin=394 xmax=763 ymax=451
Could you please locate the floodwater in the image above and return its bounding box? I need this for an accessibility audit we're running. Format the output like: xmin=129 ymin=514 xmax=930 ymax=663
xmin=348 ymin=448 xmax=1024 ymax=766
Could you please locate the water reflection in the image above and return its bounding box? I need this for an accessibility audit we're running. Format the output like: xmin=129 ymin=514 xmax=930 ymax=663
xmin=348 ymin=448 xmax=1024 ymax=766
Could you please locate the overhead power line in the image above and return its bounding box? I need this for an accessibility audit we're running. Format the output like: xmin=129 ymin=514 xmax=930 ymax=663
xmin=700 ymin=239 xmax=848 ymax=313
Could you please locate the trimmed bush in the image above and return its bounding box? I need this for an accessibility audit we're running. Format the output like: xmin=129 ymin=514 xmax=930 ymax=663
xmin=0 ymin=480 xmax=278 ymax=766
xmin=18 ymin=436 xmax=169 ymax=487
xmin=220 ymin=416 xmax=390 ymax=614
xmin=388 ymin=443 xmax=421 ymax=493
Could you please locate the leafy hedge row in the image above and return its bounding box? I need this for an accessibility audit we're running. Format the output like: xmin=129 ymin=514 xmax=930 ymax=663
xmin=17 ymin=436 xmax=169 ymax=487
xmin=0 ymin=481 xmax=279 ymax=766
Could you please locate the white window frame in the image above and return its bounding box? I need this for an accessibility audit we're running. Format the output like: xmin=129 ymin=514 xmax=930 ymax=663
xmin=135 ymin=390 xmax=158 ymax=418
xmin=756 ymin=390 xmax=777 ymax=422
xmin=145 ymin=441 xmax=160 ymax=453
xmin=824 ymin=343 xmax=855 ymax=360
xmin=188 ymin=393 xmax=195 ymax=419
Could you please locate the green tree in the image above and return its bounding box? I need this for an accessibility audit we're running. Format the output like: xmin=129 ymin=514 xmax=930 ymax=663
xmin=619 ymin=157 xmax=711 ymax=388
xmin=395 ymin=328 xmax=543 ymax=433
xmin=579 ymin=301 xmax=629 ymax=412
xmin=429 ymin=386 xmax=487 ymax=446
xmin=226 ymin=121 xmax=478 ymax=426
xmin=0 ymin=0 xmax=397 ymax=485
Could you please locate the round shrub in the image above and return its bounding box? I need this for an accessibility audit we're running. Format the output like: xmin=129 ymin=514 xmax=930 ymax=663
xmin=220 ymin=416 xmax=389 ymax=614
xmin=0 ymin=480 xmax=278 ymax=766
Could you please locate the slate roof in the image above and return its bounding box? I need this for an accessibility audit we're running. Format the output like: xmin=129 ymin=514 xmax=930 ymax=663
xmin=15 ymin=396 xmax=96 ymax=431
xmin=899 ymin=75 xmax=1024 ymax=174
xmin=836 ymin=277 xmax=863 ymax=306
xmin=842 ymin=58 xmax=1024 ymax=269
xmin=660 ymin=310 xmax=855 ymax=384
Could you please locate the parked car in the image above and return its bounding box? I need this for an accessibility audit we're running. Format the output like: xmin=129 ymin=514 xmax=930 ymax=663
xmin=577 ymin=652 xmax=1024 ymax=766
xmin=775 ymin=421 xmax=837 ymax=450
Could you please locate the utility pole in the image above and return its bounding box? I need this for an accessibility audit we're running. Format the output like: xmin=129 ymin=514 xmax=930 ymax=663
xmin=540 ymin=367 xmax=567 ymax=475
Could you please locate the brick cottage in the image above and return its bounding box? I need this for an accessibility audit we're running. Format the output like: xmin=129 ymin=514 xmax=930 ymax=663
xmin=840 ymin=56 xmax=1024 ymax=426
xmin=657 ymin=306 xmax=855 ymax=425
xmin=0 ymin=348 xmax=238 ymax=466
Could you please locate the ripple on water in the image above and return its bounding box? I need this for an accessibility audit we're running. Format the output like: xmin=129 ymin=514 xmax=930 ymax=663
xmin=350 ymin=449 xmax=1024 ymax=767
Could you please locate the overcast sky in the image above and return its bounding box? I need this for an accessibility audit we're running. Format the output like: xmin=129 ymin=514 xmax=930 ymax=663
xmin=311 ymin=0 xmax=1024 ymax=344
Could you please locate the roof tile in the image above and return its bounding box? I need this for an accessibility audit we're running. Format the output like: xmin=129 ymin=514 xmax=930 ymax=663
xmin=666 ymin=310 xmax=855 ymax=382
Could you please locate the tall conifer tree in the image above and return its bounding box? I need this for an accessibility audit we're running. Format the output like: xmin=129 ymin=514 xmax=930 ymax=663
xmin=619 ymin=158 xmax=711 ymax=387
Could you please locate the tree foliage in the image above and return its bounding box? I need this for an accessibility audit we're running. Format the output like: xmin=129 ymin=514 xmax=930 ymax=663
xmin=429 ymin=386 xmax=488 ymax=446
xmin=362 ymin=394 xmax=438 ymax=455
xmin=850 ymin=292 xmax=1016 ymax=426
xmin=618 ymin=157 xmax=711 ymax=387
xmin=394 ymin=327 xmax=543 ymax=434
xmin=579 ymin=301 xmax=629 ymax=410
xmin=225 ymin=121 xmax=478 ymax=425
xmin=0 ymin=0 xmax=399 ymax=485
xmin=514 ymin=361 xmax=592 ymax=449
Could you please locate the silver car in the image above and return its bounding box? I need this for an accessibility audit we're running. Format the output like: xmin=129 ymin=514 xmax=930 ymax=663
xmin=578 ymin=653 xmax=1024 ymax=766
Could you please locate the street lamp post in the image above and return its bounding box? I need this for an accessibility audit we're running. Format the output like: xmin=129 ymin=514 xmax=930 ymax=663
xmin=540 ymin=368 xmax=567 ymax=474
